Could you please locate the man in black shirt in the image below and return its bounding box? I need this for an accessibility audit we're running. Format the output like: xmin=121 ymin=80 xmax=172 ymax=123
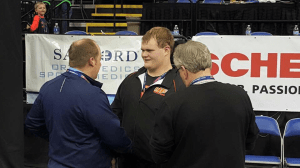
xmin=112 ymin=27 xmax=184 ymax=168
xmin=150 ymin=40 xmax=259 ymax=168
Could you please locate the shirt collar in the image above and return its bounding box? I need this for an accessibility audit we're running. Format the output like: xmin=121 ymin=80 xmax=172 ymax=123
xmin=82 ymin=73 xmax=103 ymax=88
xmin=67 ymin=67 xmax=103 ymax=88
xmin=69 ymin=67 xmax=82 ymax=73
xmin=137 ymin=65 xmax=177 ymax=89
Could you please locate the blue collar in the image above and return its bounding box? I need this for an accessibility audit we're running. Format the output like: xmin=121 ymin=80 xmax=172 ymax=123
xmin=66 ymin=69 xmax=103 ymax=88
xmin=190 ymin=76 xmax=215 ymax=86
xmin=69 ymin=67 xmax=83 ymax=73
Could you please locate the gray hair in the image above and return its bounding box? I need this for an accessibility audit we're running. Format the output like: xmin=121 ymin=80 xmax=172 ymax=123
xmin=173 ymin=40 xmax=212 ymax=73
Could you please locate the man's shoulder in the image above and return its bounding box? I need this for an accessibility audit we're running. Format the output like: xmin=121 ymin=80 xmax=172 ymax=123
xmin=217 ymin=82 xmax=246 ymax=92
xmin=41 ymin=72 xmax=104 ymax=95
xmin=122 ymin=67 xmax=146 ymax=82
xmin=40 ymin=74 xmax=66 ymax=91
xmin=212 ymin=82 xmax=250 ymax=101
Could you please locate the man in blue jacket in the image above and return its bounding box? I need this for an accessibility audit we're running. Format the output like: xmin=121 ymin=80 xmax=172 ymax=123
xmin=25 ymin=38 xmax=132 ymax=168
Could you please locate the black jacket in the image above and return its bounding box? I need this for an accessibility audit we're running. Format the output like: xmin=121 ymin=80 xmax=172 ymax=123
xmin=112 ymin=66 xmax=185 ymax=163
xmin=150 ymin=81 xmax=259 ymax=168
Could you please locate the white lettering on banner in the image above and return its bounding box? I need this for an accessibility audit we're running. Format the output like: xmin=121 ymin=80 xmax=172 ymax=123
xmin=102 ymin=50 xmax=138 ymax=62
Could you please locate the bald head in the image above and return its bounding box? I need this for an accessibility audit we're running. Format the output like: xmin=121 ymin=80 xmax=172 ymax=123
xmin=68 ymin=38 xmax=100 ymax=68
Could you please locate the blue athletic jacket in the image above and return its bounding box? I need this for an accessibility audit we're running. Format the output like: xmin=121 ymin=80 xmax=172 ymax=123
xmin=25 ymin=70 xmax=132 ymax=168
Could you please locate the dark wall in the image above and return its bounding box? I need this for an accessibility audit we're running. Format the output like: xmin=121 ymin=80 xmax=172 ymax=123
xmin=0 ymin=0 xmax=24 ymax=168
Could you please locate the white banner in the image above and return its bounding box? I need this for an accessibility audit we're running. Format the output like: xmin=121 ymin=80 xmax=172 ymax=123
xmin=26 ymin=34 xmax=143 ymax=96
xmin=26 ymin=34 xmax=300 ymax=112
xmin=193 ymin=35 xmax=300 ymax=112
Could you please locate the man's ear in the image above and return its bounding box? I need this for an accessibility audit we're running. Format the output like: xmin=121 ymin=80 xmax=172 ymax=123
xmin=88 ymin=57 xmax=96 ymax=67
xmin=181 ymin=66 xmax=189 ymax=80
xmin=164 ymin=45 xmax=171 ymax=56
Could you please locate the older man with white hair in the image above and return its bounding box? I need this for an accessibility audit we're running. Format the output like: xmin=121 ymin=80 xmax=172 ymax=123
xmin=150 ymin=40 xmax=259 ymax=168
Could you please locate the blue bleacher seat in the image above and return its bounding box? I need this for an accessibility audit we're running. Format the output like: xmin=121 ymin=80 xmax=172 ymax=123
xmin=244 ymin=0 xmax=259 ymax=3
xmin=195 ymin=32 xmax=219 ymax=36
xmin=203 ymin=0 xmax=224 ymax=4
xmin=245 ymin=116 xmax=282 ymax=167
xmin=65 ymin=30 xmax=88 ymax=35
xmin=115 ymin=31 xmax=137 ymax=35
xmin=177 ymin=0 xmax=197 ymax=3
xmin=283 ymin=118 xmax=300 ymax=167
xmin=251 ymin=32 xmax=272 ymax=36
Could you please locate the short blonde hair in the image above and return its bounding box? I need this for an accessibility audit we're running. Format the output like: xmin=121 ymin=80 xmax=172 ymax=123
xmin=142 ymin=27 xmax=174 ymax=51
xmin=35 ymin=2 xmax=45 ymax=9
xmin=173 ymin=41 xmax=212 ymax=73
xmin=68 ymin=39 xmax=100 ymax=68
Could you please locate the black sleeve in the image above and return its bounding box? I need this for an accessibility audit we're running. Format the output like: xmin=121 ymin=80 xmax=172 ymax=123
xmin=245 ymin=94 xmax=259 ymax=151
xmin=111 ymin=82 xmax=123 ymax=123
xmin=111 ymin=72 xmax=137 ymax=123
xmin=150 ymin=101 xmax=175 ymax=164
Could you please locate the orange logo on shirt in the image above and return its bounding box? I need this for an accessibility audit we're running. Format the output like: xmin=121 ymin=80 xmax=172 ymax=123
xmin=153 ymin=87 xmax=168 ymax=96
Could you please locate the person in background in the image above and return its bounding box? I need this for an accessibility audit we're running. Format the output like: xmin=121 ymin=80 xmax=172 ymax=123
xmin=111 ymin=27 xmax=185 ymax=168
xmin=150 ymin=40 xmax=259 ymax=168
xmin=25 ymin=38 xmax=132 ymax=168
xmin=26 ymin=2 xmax=49 ymax=33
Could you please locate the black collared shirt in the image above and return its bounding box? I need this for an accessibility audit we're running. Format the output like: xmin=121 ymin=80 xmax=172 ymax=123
xmin=112 ymin=66 xmax=185 ymax=163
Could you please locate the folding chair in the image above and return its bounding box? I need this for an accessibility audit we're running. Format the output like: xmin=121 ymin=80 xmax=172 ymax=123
xmin=195 ymin=32 xmax=219 ymax=36
xmin=115 ymin=30 xmax=137 ymax=35
xmin=283 ymin=118 xmax=300 ymax=167
xmin=251 ymin=32 xmax=272 ymax=36
xmin=245 ymin=116 xmax=282 ymax=168
xmin=65 ymin=30 xmax=88 ymax=35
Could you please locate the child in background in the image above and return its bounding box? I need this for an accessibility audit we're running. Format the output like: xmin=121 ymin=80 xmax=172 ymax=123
xmin=27 ymin=2 xmax=49 ymax=33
